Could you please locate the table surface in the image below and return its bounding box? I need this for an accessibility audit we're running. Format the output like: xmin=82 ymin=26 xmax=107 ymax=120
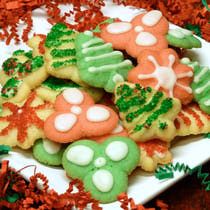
xmin=146 ymin=161 xmax=210 ymax=210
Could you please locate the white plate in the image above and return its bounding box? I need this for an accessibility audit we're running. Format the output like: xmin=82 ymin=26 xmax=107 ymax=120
xmin=1 ymin=2 xmax=210 ymax=209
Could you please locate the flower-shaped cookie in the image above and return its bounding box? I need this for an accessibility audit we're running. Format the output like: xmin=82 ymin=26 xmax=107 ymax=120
xmin=0 ymin=50 xmax=48 ymax=103
xmin=114 ymin=82 xmax=181 ymax=142
xmin=128 ymin=48 xmax=194 ymax=104
xmin=44 ymin=88 xmax=119 ymax=143
xmin=0 ymin=92 xmax=53 ymax=149
xmin=100 ymin=10 xmax=169 ymax=58
xmin=62 ymin=136 xmax=140 ymax=203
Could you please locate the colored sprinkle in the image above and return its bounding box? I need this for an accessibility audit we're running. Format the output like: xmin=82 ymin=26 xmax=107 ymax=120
xmin=50 ymin=48 xmax=76 ymax=58
xmin=52 ymin=58 xmax=77 ymax=68
xmin=159 ymin=122 xmax=168 ymax=130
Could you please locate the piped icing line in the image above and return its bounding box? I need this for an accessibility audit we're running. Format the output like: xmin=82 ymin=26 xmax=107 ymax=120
xmin=194 ymin=67 xmax=209 ymax=83
xmin=82 ymin=43 xmax=112 ymax=54
xmin=195 ymin=81 xmax=210 ymax=94
xmin=88 ymin=60 xmax=132 ymax=73
xmin=204 ymin=99 xmax=210 ymax=106
xmin=82 ymin=38 xmax=104 ymax=48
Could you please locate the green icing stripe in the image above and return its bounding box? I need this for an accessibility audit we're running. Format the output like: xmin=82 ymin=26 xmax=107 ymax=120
xmin=50 ymin=48 xmax=76 ymax=58
xmin=1 ymin=77 xmax=22 ymax=98
xmin=52 ymin=58 xmax=77 ymax=68
xmin=42 ymin=77 xmax=80 ymax=91
xmin=133 ymin=98 xmax=173 ymax=132
xmin=13 ymin=50 xmax=33 ymax=59
xmin=125 ymin=91 xmax=163 ymax=122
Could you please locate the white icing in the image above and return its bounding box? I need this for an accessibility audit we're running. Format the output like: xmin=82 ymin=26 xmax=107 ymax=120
xmin=142 ymin=10 xmax=162 ymax=27
xmin=43 ymin=139 xmax=61 ymax=154
xmin=107 ymin=22 xmax=132 ymax=34
xmin=67 ymin=145 xmax=94 ymax=166
xmin=94 ymin=157 xmax=106 ymax=168
xmin=168 ymin=29 xmax=185 ymax=39
xmin=88 ymin=60 xmax=132 ymax=73
xmin=63 ymin=88 xmax=84 ymax=105
xmin=82 ymin=38 xmax=104 ymax=48
xmin=84 ymin=51 xmax=122 ymax=62
xmin=204 ymin=99 xmax=210 ymax=106
xmin=84 ymin=31 xmax=93 ymax=36
xmin=105 ymin=141 xmax=128 ymax=161
xmin=195 ymin=81 xmax=210 ymax=94
xmin=70 ymin=106 xmax=82 ymax=115
xmin=92 ymin=169 xmax=114 ymax=192
xmin=138 ymin=54 xmax=193 ymax=97
xmin=18 ymin=109 xmax=23 ymax=114
xmin=180 ymin=28 xmax=193 ymax=36
xmin=180 ymin=57 xmax=191 ymax=64
xmin=135 ymin=32 xmax=157 ymax=46
xmin=54 ymin=113 xmax=77 ymax=132
xmin=154 ymin=151 xmax=166 ymax=159
xmin=111 ymin=122 xmax=123 ymax=134
xmin=134 ymin=26 xmax=144 ymax=32
xmin=82 ymin=43 xmax=112 ymax=54
xmin=112 ymin=74 xmax=124 ymax=83
xmin=194 ymin=67 xmax=209 ymax=83
xmin=86 ymin=106 xmax=110 ymax=122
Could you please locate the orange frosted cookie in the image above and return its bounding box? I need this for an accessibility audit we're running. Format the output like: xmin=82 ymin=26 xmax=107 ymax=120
xmin=100 ymin=10 xmax=169 ymax=58
xmin=128 ymin=48 xmax=193 ymax=104
xmin=44 ymin=88 xmax=119 ymax=143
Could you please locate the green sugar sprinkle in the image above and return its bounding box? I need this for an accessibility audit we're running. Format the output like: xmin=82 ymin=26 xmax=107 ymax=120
xmin=159 ymin=122 xmax=168 ymax=130
xmin=126 ymin=91 xmax=163 ymax=122
xmin=42 ymin=77 xmax=80 ymax=91
xmin=134 ymin=98 xmax=173 ymax=132
xmin=1 ymin=77 xmax=22 ymax=98
xmin=50 ymin=48 xmax=76 ymax=58
xmin=13 ymin=50 xmax=33 ymax=59
xmin=52 ymin=58 xmax=77 ymax=68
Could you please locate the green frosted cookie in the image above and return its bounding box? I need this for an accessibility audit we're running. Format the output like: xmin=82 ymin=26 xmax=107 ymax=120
xmin=33 ymin=139 xmax=65 ymax=166
xmin=36 ymin=76 xmax=104 ymax=102
xmin=75 ymin=31 xmax=133 ymax=93
xmin=167 ymin=28 xmax=201 ymax=49
xmin=181 ymin=58 xmax=210 ymax=114
xmin=62 ymin=136 xmax=140 ymax=203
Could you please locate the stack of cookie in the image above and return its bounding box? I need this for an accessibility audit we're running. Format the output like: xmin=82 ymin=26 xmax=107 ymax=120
xmin=0 ymin=10 xmax=209 ymax=203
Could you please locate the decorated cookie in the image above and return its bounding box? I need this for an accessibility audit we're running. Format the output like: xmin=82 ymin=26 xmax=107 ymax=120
xmin=167 ymin=28 xmax=201 ymax=49
xmin=181 ymin=58 xmax=210 ymax=114
xmin=0 ymin=50 xmax=48 ymax=103
xmin=137 ymin=139 xmax=172 ymax=172
xmin=175 ymin=103 xmax=210 ymax=136
xmin=36 ymin=77 xmax=104 ymax=103
xmin=33 ymin=138 xmax=65 ymax=166
xmin=128 ymin=48 xmax=194 ymax=104
xmin=114 ymin=82 xmax=181 ymax=142
xmin=0 ymin=92 xmax=53 ymax=149
xmin=75 ymin=31 xmax=133 ymax=92
xmin=28 ymin=24 xmax=87 ymax=87
xmin=100 ymin=10 xmax=169 ymax=58
xmin=62 ymin=136 xmax=140 ymax=203
xmin=44 ymin=88 xmax=119 ymax=143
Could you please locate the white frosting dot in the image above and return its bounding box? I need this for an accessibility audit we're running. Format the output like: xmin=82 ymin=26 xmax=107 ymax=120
xmin=107 ymin=22 xmax=132 ymax=34
xmin=142 ymin=10 xmax=162 ymax=26
xmin=105 ymin=141 xmax=128 ymax=161
xmin=135 ymin=32 xmax=157 ymax=46
xmin=18 ymin=109 xmax=23 ymax=114
xmin=54 ymin=113 xmax=77 ymax=132
xmin=134 ymin=26 xmax=144 ymax=32
xmin=92 ymin=169 xmax=114 ymax=192
xmin=43 ymin=139 xmax=61 ymax=154
xmin=112 ymin=74 xmax=124 ymax=83
xmin=63 ymin=88 xmax=84 ymax=105
xmin=67 ymin=145 xmax=94 ymax=166
xmin=86 ymin=106 xmax=110 ymax=122
xmin=71 ymin=106 xmax=82 ymax=115
xmin=94 ymin=157 xmax=106 ymax=168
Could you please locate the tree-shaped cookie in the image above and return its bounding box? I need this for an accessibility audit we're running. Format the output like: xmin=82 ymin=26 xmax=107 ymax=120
xmin=175 ymin=103 xmax=210 ymax=136
xmin=75 ymin=31 xmax=133 ymax=92
xmin=44 ymin=88 xmax=119 ymax=143
xmin=62 ymin=136 xmax=140 ymax=203
xmin=181 ymin=57 xmax=210 ymax=114
xmin=167 ymin=28 xmax=201 ymax=49
xmin=114 ymin=82 xmax=181 ymax=142
xmin=0 ymin=50 xmax=48 ymax=103
xmin=28 ymin=24 xmax=87 ymax=87
xmin=0 ymin=92 xmax=53 ymax=149
xmin=128 ymin=48 xmax=194 ymax=105
xmin=35 ymin=76 xmax=104 ymax=103
xmin=100 ymin=10 xmax=169 ymax=58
